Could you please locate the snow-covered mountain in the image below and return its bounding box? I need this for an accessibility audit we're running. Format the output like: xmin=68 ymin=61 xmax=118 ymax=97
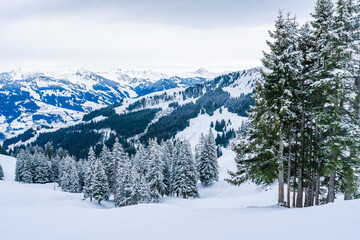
xmin=3 ymin=68 xmax=262 ymax=157
xmin=0 ymin=68 xmax=222 ymax=141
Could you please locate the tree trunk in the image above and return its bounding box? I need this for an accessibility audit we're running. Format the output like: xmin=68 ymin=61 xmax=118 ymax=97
xmin=292 ymin=153 xmax=297 ymax=208
xmin=310 ymin=171 xmax=315 ymax=206
xmin=287 ymin=134 xmax=292 ymax=208
xmin=296 ymin=162 xmax=303 ymax=208
xmin=327 ymin=171 xmax=336 ymax=203
xmin=278 ymin=122 xmax=285 ymax=206
xmin=314 ymin=124 xmax=321 ymax=206
xmin=304 ymin=183 xmax=311 ymax=207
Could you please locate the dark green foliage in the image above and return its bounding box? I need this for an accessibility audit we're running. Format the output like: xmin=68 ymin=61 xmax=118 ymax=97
xmin=0 ymin=164 xmax=4 ymax=180
xmin=0 ymin=144 xmax=7 ymax=155
xmin=215 ymin=129 xmax=236 ymax=147
xmin=225 ymin=92 xmax=255 ymax=116
xmin=215 ymin=120 xmax=226 ymax=132
xmin=82 ymin=100 xmax=122 ymax=122
xmin=3 ymin=128 xmax=36 ymax=149
xmin=31 ymin=108 xmax=159 ymax=159
xmin=168 ymin=102 xmax=179 ymax=108
xmin=142 ymin=103 xmax=200 ymax=143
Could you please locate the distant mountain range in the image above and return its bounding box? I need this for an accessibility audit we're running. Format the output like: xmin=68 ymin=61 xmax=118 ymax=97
xmin=0 ymin=68 xmax=220 ymax=140
xmin=2 ymin=68 xmax=262 ymax=158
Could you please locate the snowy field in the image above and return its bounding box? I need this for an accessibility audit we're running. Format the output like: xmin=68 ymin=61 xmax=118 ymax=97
xmin=0 ymin=152 xmax=359 ymax=240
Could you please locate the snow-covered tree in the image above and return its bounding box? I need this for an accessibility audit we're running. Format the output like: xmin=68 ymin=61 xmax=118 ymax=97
xmin=131 ymin=166 xmax=151 ymax=204
xmin=15 ymin=149 xmax=33 ymax=183
xmin=133 ymin=143 xmax=148 ymax=176
xmin=99 ymin=145 xmax=112 ymax=187
xmin=114 ymin=155 xmax=133 ymax=207
xmin=145 ymin=139 xmax=166 ymax=202
xmin=59 ymin=156 xmax=81 ymax=193
xmin=0 ymin=164 xmax=4 ymax=180
xmin=172 ymin=140 xmax=199 ymax=199
xmin=110 ymin=138 xmax=129 ymax=193
xmin=91 ymin=158 xmax=110 ymax=204
xmin=45 ymin=142 xmax=54 ymax=159
xmin=34 ymin=152 xmax=51 ymax=184
xmin=198 ymin=129 xmax=219 ymax=186
xmin=84 ymin=147 xmax=97 ymax=201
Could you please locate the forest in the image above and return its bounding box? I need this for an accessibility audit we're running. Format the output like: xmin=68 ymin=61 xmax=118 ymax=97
xmin=227 ymin=0 xmax=360 ymax=207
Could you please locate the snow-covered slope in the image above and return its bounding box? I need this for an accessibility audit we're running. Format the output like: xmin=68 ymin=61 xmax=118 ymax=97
xmin=2 ymin=68 xmax=260 ymax=155
xmin=0 ymin=68 xmax=220 ymax=140
xmin=1 ymin=151 xmax=359 ymax=240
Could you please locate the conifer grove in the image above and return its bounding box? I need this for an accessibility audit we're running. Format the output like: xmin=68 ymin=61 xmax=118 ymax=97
xmin=227 ymin=0 xmax=360 ymax=207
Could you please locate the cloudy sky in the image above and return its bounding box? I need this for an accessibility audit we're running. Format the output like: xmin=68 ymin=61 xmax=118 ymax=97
xmin=0 ymin=0 xmax=316 ymax=73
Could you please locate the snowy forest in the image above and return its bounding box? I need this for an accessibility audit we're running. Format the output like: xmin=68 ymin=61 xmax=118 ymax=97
xmin=228 ymin=0 xmax=360 ymax=208
xmin=14 ymin=129 xmax=218 ymax=206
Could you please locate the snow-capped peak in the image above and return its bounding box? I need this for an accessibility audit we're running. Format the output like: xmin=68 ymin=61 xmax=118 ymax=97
xmin=174 ymin=68 xmax=219 ymax=79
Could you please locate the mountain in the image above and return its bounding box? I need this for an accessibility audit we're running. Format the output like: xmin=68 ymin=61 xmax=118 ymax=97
xmin=0 ymin=68 xmax=220 ymax=141
xmin=3 ymin=68 xmax=262 ymax=158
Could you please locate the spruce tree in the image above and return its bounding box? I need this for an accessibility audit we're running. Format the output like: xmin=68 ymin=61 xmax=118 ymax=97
xmin=114 ymin=155 xmax=133 ymax=206
xmin=34 ymin=152 xmax=51 ymax=184
xmin=145 ymin=139 xmax=166 ymax=202
xmin=99 ymin=145 xmax=112 ymax=188
xmin=172 ymin=140 xmax=199 ymax=199
xmin=110 ymin=138 xmax=129 ymax=193
xmin=84 ymin=147 xmax=96 ymax=201
xmin=131 ymin=166 xmax=151 ymax=204
xmin=59 ymin=156 xmax=81 ymax=193
xmin=0 ymin=164 xmax=4 ymax=180
xmin=91 ymin=158 xmax=110 ymax=204
xmin=198 ymin=129 xmax=219 ymax=186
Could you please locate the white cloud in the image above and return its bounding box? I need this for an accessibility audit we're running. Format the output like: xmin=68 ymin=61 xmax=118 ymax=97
xmin=0 ymin=0 xmax=315 ymax=73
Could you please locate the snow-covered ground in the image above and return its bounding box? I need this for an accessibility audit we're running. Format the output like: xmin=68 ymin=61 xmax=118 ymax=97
xmin=0 ymin=153 xmax=359 ymax=240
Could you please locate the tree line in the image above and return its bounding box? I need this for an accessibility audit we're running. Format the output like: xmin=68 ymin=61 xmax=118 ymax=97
xmin=228 ymin=0 xmax=360 ymax=207
xmin=15 ymin=130 xmax=219 ymax=206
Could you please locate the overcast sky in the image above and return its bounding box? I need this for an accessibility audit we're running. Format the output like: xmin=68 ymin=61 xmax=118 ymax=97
xmin=0 ymin=0 xmax=316 ymax=73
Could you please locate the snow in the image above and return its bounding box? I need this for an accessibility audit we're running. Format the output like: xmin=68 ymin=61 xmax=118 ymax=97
xmin=0 ymin=154 xmax=16 ymax=181
xmin=1 ymin=152 xmax=359 ymax=240
xmin=176 ymin=108 xmax=247 ymax=150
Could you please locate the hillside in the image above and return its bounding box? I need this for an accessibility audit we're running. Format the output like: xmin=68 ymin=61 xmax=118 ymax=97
xmin=3 ymin=68 xmax=260 ymax=159
xmin=1 ymin=151 xmax=359 ymax=240
xmin=0 ymin=68 xmax=219 ymax=141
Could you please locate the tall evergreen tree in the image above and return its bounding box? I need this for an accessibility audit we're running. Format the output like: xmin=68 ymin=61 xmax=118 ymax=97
xmin=91 ymin=158 xmax=110 ymax=204
xmin=0 ymin=164 xmax=4 ymax=180
xmin=84 ymin=147 xmax=96 ymax=201
xmin=198 ymin=129 xmax=219 ymax=186
xmin=59 ymin=156 xmax=81 ymax=193
xmin=172 ymin=140 xmax=199 ymax=199
xmin=145 ymin=139 xmax=166 ymax=202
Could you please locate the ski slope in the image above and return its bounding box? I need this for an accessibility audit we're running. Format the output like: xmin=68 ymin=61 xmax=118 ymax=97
xmin=0 ymin=153 xmax=359 ymax=240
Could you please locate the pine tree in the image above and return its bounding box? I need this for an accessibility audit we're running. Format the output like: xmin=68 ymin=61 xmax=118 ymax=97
xmin=45 ymin=142 xmax=54 ymax=159
xmin=131 ymin=166 xmax=151 ymax=204
xmin=133 ymin=143 xmax=149 ymax=176
xmin=91 ymin=158 xmax=110 ymax=204
xmin=198 ymin=129 xmax=219 ymax=186
xmin=59 ymin=156 xmax=81 ymax=193
xmin=50 ymin=155 xmax=60 ymax=182
xmin=77 ymin=159 xmax=87 ymax=189
xmin=172 ymin=140 xmax=199 ymax=199
xmin=34 ymin=152 xmax=51 ymax=184
xmin=114 ymin=154 xmax=133 ymax=207
xmin=0 ymin=164 xmax=4 ymax=180
xmin=110 ymin=138 xmax=129 ymax=193
xmin=99 ymin=145 xmax=112 ymax=188
xmin=227 ymin=11 xmax=302 ymax=207
xmin=161 ymin=140 xmax=174 ymax=196
xmin=84 ymin=147 xmax=96 ymax=201
xmin=16 ymin=149 xmax=33 ymax=183
xmin=145 ymin=139 xmax=166 ymax=202
xmin=195 ymin=133 xmax=206 ymax=168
